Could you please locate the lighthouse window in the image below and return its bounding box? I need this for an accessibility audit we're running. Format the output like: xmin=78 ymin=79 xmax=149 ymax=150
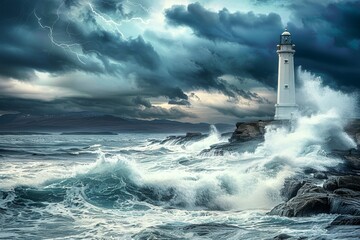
xmin=284 ymin=84 xmax=289 ymax=89
xmin=284 ymin=59 xmax=289 ymax=63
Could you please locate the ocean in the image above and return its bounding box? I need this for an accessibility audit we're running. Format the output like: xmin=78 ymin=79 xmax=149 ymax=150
xmin=0 ymin=129 xmax=357 ymax=240
xmin=1 ymin=69 xmax=359 ymax=239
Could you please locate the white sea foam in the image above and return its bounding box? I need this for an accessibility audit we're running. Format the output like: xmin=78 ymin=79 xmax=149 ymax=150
xmin=185 ymin=125 xmax=225 ymax=152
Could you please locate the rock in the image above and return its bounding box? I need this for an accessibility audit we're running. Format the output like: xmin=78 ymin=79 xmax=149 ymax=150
xmin=313 ymin=172 xmax=327 ymax=179
xmin=297 ymin=183 xmax=326 ymax=195
xmin=269 ymin=193 xmax=330 ymax=217
xmin=185 ymin=132 xmax=202 ymax=137
xmin=303 ymin=168 xmax=317 ymax=174
xmin=323 ymin=176 xmax=360 ymax=192
xmin=330 ymin=215 xmax=360 ymax=226
xmin=329 ymin=195 xmax=360 ymax=215
xmin=200 ymin=139 xmax=261 ymax=156
xmin=281 ymin=179 xmax=305 ymax=201
xmin=333 ymin=188 xmax=360 ymax=197
xmin=229 ymin=120 xmax=271 ymax=142
xmin=273 ymin=233 xmax=293 ymax=239
xmin=160 ymin=133 xmax=207 ymax=145
xmin=323 ymin=178 xmax=338 ymax=191
xmin=344 ymin=154 xmax=360 ymax=170
xmin=270 ymin=189 xmax=360 ymax=217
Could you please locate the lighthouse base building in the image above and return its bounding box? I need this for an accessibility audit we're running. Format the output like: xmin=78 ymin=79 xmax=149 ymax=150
xmin=274 ymin=29 xmax=298 ymax=120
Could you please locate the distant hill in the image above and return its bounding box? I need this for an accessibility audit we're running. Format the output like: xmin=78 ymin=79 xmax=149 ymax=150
xmin=0 ymin=113 xmax=233 ymax=133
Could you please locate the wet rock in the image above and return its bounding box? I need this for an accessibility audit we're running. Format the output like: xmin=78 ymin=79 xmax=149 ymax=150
xmin=273 ymin=233 xmax=293 ymax=239
xmin=344 ymin=154 xmax=360 ymax=170
xmin=269 ymin=193 xmax=330 ymax=217
xmin=160 ymin=133 xmax=207 ymax=145
xmin=303 ymin=168 xmax=317 ymax=174
xmin=200 ymin=139 xmax=261 ymax=156
xmin=323 ymin=176 xmax=360 ymax=192
xmin=229 ymin=120 xmax=271 ymax=142
xmin=333 ymin=188 xmax=360 ymax=197
xmin=329 ymin=195 xmax=360 ymax=216
xmin=280 ymin=179 xmax=305 ymax=201
xmin=185 ymin=132 xmax=202 ymax=137
xmin=323 ymin=178 xmax=338 ymax=191
xmin=313 ymin=172 xmax=327 ymax=179
xmin=330 ymin=215 xmax=360 ymax=226
xmin=297 ymin=183 xmax=326 ymax=195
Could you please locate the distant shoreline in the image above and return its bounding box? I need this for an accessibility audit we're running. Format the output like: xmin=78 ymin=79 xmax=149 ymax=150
xmin=60 ymin=132 xmax=118 ymax=135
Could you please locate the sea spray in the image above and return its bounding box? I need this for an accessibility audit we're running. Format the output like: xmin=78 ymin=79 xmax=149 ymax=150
xmin=185 ymin=125 xmax=224 ymax=152
xmin=254 ymin=68 xmax=357 ymax=170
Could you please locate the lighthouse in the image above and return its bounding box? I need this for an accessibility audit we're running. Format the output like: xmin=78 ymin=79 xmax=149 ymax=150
xmin=274 ymin=29 xmax=298 ymax=120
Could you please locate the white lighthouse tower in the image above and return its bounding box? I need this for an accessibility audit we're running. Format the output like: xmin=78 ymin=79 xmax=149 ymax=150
xmin=274 ymin=29 xmax=298 ymax=120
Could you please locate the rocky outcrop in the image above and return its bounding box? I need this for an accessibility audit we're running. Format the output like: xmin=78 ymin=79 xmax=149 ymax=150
xmin=323 ymin=176 xmax=360 ymax=191
xmin=280 ymin=178 xmax=306 ymax=201
xmin=269 ymin=175 xmax=360 ymax=217
xmin=159 ymin=132 xmax=207 ymax=145
xmin=229 ymin=120 xmax=272 ymax=142
xmin=330 ymin=215 xmax=360 ymax=226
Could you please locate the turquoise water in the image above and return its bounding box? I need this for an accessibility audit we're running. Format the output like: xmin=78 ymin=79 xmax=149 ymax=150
xmin=0 ymin=133 xmax=356 ymax=239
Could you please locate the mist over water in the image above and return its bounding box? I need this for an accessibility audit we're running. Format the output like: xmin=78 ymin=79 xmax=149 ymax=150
xmin=0 ymin=68 xmax=358 ymax=239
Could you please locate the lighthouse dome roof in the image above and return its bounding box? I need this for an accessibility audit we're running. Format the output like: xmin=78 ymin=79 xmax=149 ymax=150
xmin=282 ymin=28 xmax=291 ymax=36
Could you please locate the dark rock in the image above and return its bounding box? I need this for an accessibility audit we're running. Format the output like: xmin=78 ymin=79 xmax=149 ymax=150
xmin=303 ymin=168 xmax=317 ymax=174
xmin=270 ymin=189 xmax=360 ymax=217
xmin=323 ymin=178 xmax=338 ymax=191
xmin=160 ymin=133 xmax=207 ymax=145
xmin=337 ymin=176 xmax=360 ymax=191
xmin=200 ymin=139 xmax=261 ymax=156
xmin=281 ymin=179 xmax=305 ymax=201
xmin=313 ymin=172 xmax=327 ymax=179
xmin=323 ymin=176 xmax=360 ymax=192
xmin=329 ymin=195 xmax=360 ymax=215
xmin=185 ymin=132 xmax=202 ymax=137
xmin=333 ymin=188 xmax=360 ymax=197
xmin=229 ymin=120 xmax=271 ymax=142
xmin=344 ymin=154 xmax=360 ymax=170
xmin=330 ymin=215 xmax=360 ymax=226
xmin=297 ymin=183 xmax=326 ymax=195
xmin=273 ymin=233 xmax=292 ymax=239
xmin=269 ymin=193 xmax=330 ymax=217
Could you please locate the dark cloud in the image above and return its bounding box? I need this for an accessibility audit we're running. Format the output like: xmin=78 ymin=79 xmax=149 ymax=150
xmin=165 ymin=3 xmax=283 ymax=47
xmin=168 ymin=99 xmax=191 ymax=106
xmin=0 ymin=96 xmax=195 ymax=120
xmin=0 ymin=0 xmax=359 ymax=121
xmin=94 ymin=0 xmax=123 ymax=13
xmin=0 ymin=0 xmax=160 ymax=79
xmin=165 ymin=1 xmax=360 ymax=91
xmin=165 ymin=3 xmax=283 ymax=90
xmin=286 ymin=1 xmax=360 ymax=89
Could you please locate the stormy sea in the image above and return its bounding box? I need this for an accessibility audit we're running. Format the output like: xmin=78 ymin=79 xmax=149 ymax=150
xmin=1 ymin=70 xmax=359 ymax=240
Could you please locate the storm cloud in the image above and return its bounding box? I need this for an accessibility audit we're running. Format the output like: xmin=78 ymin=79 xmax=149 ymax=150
xmin=0 ymin=0 xmax=359 ymax=122
xmin=165 ymin=1 xmax=360 ymax=90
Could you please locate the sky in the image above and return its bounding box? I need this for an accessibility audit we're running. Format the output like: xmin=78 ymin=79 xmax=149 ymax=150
xmin=0 ymin=0 xmax=359 ymax=124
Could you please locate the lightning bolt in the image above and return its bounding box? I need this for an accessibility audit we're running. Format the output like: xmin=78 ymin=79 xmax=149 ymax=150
xmin=88 ymin=3 xmax=125 ymax=38
xmin=34 ymin=0 xmax=151 ymax=65
xmin=125 ymin=0 xmax=151 ymax=14
xmin=34 ymin=1 xmax=86 ymax=64
xmin=88 ymin=1 xmax=150 ymax=34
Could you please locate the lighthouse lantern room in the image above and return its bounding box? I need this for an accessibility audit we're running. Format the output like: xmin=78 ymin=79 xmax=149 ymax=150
xmin=274 ymin=29 xmax=298 ymax=120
